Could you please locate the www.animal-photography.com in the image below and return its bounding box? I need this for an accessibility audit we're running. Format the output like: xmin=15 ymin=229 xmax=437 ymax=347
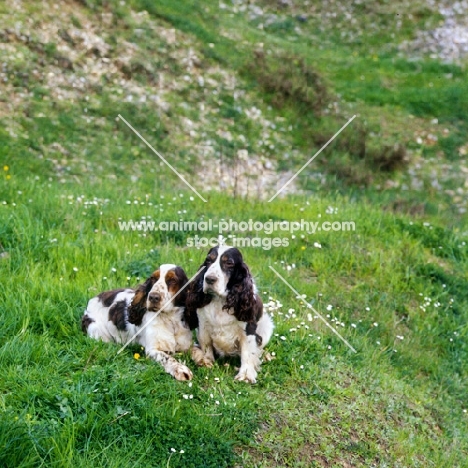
xmin=1 ymin=1 xmax=467 ymax=467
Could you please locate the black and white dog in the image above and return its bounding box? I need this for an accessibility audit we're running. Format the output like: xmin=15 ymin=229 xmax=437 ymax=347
xmin=81 ymin=264 xmax=197 ymax=381
xmin=186 ymin=245 xmax=273 ymax=383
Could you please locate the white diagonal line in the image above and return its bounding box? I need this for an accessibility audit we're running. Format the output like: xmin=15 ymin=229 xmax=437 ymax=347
xmin=269 ymin=266 xmax=357 ymax=353
xmin=268 ymin=115 xmax=357 ymax=202
xmin=118 ymin=114 xmax=208 ymax=202
xmin=116 ymin=266 xmax=206 ymax=355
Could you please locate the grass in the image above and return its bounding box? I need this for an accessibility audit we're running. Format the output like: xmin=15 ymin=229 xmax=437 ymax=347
xmin=1 ymin=0 xmax=468 ymax=466
xmin=1 ymin=178 xmax=467 ymax=466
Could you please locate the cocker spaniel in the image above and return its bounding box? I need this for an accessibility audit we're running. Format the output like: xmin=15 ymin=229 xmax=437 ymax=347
xmin=186 ymin=245 xmax=273 ymax=383
xmin=81 ymin=264 xmax=197 ymax=381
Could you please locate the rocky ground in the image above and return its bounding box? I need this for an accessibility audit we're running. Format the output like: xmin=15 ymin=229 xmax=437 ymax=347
xmin=0 ymin=0 xmax=467 ymax=208
xmin=0 ymin=0 xmax=304 ymax=198
xmin=401 ymin=1 xmax=468 ymax=62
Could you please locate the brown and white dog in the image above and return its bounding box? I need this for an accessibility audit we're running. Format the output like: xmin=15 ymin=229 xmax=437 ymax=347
xmin=81 ymin=264 xmax=197 ymax=381
xmin=186 ymin=245 xmax=274 ymax=383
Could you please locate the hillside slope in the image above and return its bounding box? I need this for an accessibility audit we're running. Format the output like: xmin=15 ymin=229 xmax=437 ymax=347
xmin=0 ymin=0 xmax=467 ymax=467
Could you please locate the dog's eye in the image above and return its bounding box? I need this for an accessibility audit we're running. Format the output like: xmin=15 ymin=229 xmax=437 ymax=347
xmin=225 ymin=260 xmax=235 ymax=267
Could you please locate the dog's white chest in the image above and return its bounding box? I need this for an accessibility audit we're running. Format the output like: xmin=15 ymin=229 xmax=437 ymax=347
xmin=198 ymin=299 xmax=243 ymax=356
xmin=142 ymin=310 xmax=192 ymax=354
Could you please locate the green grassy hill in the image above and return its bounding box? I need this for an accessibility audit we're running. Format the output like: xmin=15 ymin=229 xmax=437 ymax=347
xmin=0 ymin=0 xmax=467 ymax=466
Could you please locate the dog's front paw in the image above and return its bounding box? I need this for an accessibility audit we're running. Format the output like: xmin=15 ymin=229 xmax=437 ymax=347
xmin=173 ymin=364 xmax=193 ymax=381
xmin=191 ymin=345 xmax=214 ymax=368
xmin=234 ymin=367 xmax=257 ymax=384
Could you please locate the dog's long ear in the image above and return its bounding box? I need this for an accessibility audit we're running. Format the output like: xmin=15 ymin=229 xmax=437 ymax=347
xmin=224 ymin=261 xmax=258 ymax=322
xmin=128 ymin=275 xmax=156 ymax=326
xmin=185 ymin=264 xmax=211 ymax=324
xmin=183 ymin=278 xmax=200 ymax=330
xmin=174 ymin=267 xmax=198 ymax=330
xmin=170 ymin=265 xmax=200 ymax=330
xmin=172 ymin=266 xmax=189 ymax=308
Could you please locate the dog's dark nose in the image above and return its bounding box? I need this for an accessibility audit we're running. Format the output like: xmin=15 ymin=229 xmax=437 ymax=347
xmin=205 ymin=276 xmax=217 ymax=285
xmin=148 ymin=293 xmax=161 ymax=303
